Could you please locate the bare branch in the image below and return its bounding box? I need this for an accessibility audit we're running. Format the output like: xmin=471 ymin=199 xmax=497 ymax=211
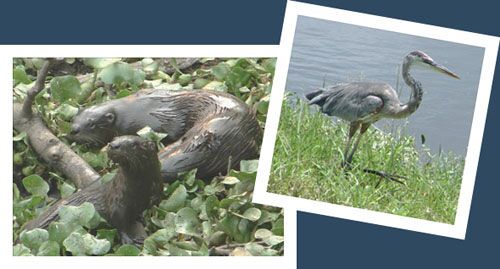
xmin=21 ymin=60 xmax=50 ymax=117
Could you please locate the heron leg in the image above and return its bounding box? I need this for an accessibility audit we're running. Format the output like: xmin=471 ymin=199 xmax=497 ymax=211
xmin=344 ymin=123 xmax=370 ymax=166
xmin=341 ymin=122 xmax=361 ymax=168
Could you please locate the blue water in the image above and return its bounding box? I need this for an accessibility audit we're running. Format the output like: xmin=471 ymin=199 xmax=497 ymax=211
xmin=286 ymin=16 xmax=485 ymax=156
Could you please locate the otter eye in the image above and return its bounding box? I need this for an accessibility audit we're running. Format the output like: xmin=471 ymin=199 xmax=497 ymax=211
xmin=89 ymin=122 xmax=96 ymax=129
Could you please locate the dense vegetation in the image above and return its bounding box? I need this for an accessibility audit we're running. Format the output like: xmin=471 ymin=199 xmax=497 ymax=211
xmin=13 ymin=58 xmax=283 ymax=256
xmin=268 ymin=97 xmax=463 ymax=224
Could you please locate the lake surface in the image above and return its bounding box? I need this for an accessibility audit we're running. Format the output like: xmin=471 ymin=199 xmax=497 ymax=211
xmin=286 ymin=16 xmax=485 ymax=156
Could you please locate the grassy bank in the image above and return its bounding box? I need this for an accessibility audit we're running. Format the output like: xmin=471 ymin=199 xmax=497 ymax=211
xmin=268 ymin=97 xmax=464 ymax=224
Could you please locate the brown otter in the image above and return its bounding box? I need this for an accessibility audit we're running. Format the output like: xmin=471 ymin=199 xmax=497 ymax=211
xmin=70 ymin=89 xmax=262 ymax=181
xmin=21 ymin=136 xmax=162 ymax=244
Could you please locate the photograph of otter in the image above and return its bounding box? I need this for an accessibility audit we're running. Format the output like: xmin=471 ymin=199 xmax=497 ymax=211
xmin=268 ymin=16 xmax=481 ymax=224
xmin=12 ymin=57 xmax=284 ymax=256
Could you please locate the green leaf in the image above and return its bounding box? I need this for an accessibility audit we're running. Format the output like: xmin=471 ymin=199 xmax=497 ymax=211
xmin=13 ymin=65 xmax=32 ymax=85
xmin=271 ymin=217 xmax=284 ymax=236
xmin=96 ymin=229 xmax=117 ymax=245
xmin=202 ymin=81 xmax=227 ymax=92
xmin=159 ymin=185 xmax=187 ymax=212
xmin=63 ymin=232 xmax=111 ymax=256
xmin=58 ymin=202 xmax=97 ymax=227
xmin=261 ymin=58 xmax=276 ymax=74
xmin=177 ymin=74 xmax=192 ymax=86
xmin=81 ymin=151 xmax=108 ymax=169
xmin=99 ymin=61 xmax=145 ymax=86
xmin=13 ymin=244 xmax=32 ymax=256
xmin=245 ymin=242 xmax=278 ymax=256
xmin=20 ymin=228 xmax=49 ymax=252
xmin=221 ymin=176 xmax=240 ymax=185
xmin=175 ymin=207 xmax=201 ymax=236
xmin=50 ymin=75 xmax=82 ymax=102
xmin=193 ymin=78 xmax=209 ymax=89
xmin=263 ymin=235 xmax=284 ymax=246
xmin=37 ymin=241 xmax=60 ymax=256
xmin=240 ymin=160 xmax=259 ymax=173
xmin=211 ymin=62 xmax=231 ymax=80
xmin=59 ymin=182 xmax=76 ymax=198
xmin=254 ymin=228 xmax=273 ymax=240
xmin=54 ymin=103 xmax=79 ymax=121
xmin=22 ymin=175 xmax=49 ymax=196
xmin=83 ymin=58 xmax=121 ymax=69
xmin=242 ymin=208 xmax=262 ymax=222
xmin=13 ymin=131 xmax=27 ymax=142
xmin=114 ymin=244 xmax=140 ymax=256
xmin=47 ymin=221 xmax=79 ymax=245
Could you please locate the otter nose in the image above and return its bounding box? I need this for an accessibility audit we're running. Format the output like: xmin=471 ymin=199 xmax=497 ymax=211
xmin=70 ymin=126 xmax=80 ymax=135
xmin=109 ymin=141 xmax=120 ymax=150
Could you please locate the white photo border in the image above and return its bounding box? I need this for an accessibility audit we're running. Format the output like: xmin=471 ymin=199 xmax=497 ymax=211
xmin=253 ymin=1 xmax=499 ymax=240
xmin=1 ymin=45 xmax=296 ymax=267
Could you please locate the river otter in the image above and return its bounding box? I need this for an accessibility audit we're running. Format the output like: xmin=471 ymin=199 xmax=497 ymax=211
xmin=21 ymin=136 xmax=162 ymax=244
xmin=70 ymin=89 xmax=262 ymax=181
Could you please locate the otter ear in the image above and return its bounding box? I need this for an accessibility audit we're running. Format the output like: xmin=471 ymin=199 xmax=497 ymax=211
xmin=147 ymin=141 xmax=158 ymax=152
xmin=104 ymin=112 xmax=115 ymax=123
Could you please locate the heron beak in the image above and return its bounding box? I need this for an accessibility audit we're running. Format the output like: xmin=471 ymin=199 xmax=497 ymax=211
xmin=431 ymin=62 xmax=460 ymax=79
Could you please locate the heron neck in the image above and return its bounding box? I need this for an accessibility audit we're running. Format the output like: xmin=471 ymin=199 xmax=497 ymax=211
xmin=396 ymin=60 xmax=423 ymax=118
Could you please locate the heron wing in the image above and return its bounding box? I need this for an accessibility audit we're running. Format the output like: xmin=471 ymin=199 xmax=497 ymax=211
xmin=316 ymin=82 xmax=387 ymax=122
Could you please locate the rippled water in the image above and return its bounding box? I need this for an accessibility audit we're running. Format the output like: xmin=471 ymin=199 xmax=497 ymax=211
xmin=286 ymin=16 xmax=485 ymax=156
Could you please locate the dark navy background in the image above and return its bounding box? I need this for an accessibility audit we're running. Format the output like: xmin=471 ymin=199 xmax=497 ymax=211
xmin=2 ymin=0 xmax=499 ymax=267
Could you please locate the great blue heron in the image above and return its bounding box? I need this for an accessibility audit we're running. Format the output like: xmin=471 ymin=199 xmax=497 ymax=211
xmin=306 ymin=50 xmax=460 ymax=183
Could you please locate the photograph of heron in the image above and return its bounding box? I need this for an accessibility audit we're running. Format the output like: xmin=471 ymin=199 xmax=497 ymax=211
xmin=267 ymin=16 xmax=485 ymax=224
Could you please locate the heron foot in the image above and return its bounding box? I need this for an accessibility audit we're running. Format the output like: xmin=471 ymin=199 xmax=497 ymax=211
xmin=362 ymin=169 xmax=407 ymax=188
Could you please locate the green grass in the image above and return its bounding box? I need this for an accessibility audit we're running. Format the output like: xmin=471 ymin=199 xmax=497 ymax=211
xmin=268 ymin=98 xmax=464 ymax=224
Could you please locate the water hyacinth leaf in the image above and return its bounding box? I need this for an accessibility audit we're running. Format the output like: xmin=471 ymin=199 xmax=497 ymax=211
xmin=47 ymin=221 xmax=79 ymax=245
xmin=13 ymin=244 xmax=32 ymax=256
xmin=50 ymin=75 xmax=82 ymax=102
xmin=177 ymin=74 xmax=192 ymax=86
xmin=54 ymin=103 xmax=79 ymax=121
xmin=37 ymin=241 xmax=60 ymax=256
xmin=221 ymin=176 xmax=240 ymax=185
xmin=263 ymin=235 xmax=284 ymax=246
xmin=83 ymin=58 xmax=121 ymax=69
xmin=99 ymin=61 xmax=145 ymax=86
xmin=20 ymin=228 xmax=49 ymax=251
xmin=193 ymin=78 xmax=209 ymax=89
xmin=142 ymin=58 xmax=159 ymax=74
xmin=261 ymin=58 xmax=276 ymax=74
xmin=204 ymin=196 xmax=219 ymax=219
xmin=239 ymin=160 xmax=259 ymax=173
xmin=159 ymin=185 xmax=187 ymax=212
xmin=59 ymin=181 xmax=76 ymax=198
xmin=212 ymin=62 xmax=231 ymax=80
xmin=81 ymin=151 xmax=108 ymax=169
xmin=82 ymin=233 xmax=111 ymax=255
xmin=144 ymin=228 xmax=177 ymax=248
xmin=175 ymin=207 xmax=201 ymax=236
xmin=96 ymin=229 xmax=117 ymax=245
xmin=245 ymin=242 xmax=278 ymax=256
xmin=13 ymin=65 xmax=32 ymax=85
xmin=242 ymin=208 xmax=261 ymax=222
xmin=22 ymin=175 xmax=49 ymax=196
xmin=254 ymin=228 xmax=273 ymax=240
xmin=116 ymin=89 xmax=132 ymax=98
xmin=58 ymin=202 xmax=96 ymax=227
xmin=13 ymin=131 xmax=27 ymax=142
xmin=202 ymin=81 xmax=228 ymax=92
xmin=271 ymin=217 xmax=284 ymax=236
xmin=115 ymin=244 xmax=140 ymax=256
xmin=231 ymin=247 xmax=252 ymax=256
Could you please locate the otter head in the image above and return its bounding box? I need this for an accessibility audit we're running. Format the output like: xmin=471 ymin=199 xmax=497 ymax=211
xmin=107 ymin=136 xmax=158 ymax=166
xmin=70 ymin=106 xmax=117 ymax=147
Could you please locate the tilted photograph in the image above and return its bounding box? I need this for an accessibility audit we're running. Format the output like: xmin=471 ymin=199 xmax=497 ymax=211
xmin=265 ymin=14 xmax=488 ymax=227
xmin=12 ymin=57 xmax=283 ymax=256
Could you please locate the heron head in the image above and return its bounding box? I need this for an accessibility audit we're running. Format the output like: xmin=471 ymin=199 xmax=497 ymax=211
xmin=407 ymin=50 xmax=460 ymax=79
